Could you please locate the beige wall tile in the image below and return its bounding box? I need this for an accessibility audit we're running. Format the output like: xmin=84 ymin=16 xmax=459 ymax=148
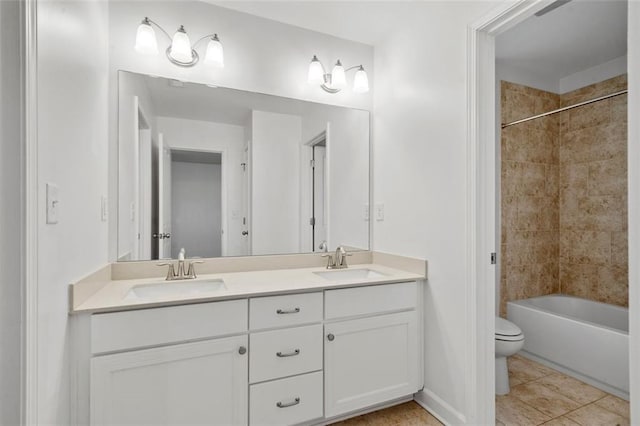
xmin=516 ymin=196 xmax=558 ymax=232
xmin=611 ymin=231 xmax=628 ymax=266
xmin=594 ymin=265 xmax=628 ymax=306
xmin=610 ymin=94 xmax=628 ymax=123
xmin=560 ymin=263 xmax=597 ymax=299
xmin=559 ymin=230 xmax=611 ymax=266
xmin=588 ymin=157 xmax=627 ymax=196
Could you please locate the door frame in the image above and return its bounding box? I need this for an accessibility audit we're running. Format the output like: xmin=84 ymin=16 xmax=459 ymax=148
xmin=304 ymin=129 xmax=328 ymax=252
xmin=467 ymin=0 xmax=639 ymax=423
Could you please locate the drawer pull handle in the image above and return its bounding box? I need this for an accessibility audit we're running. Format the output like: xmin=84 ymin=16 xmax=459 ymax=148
xmin=276 ymin=308 xmax=300 ymax=314
xmin=276 ymin=397 xmax=300 ymax=408
xmin=276 ymin=349 xmax=300 ymax=358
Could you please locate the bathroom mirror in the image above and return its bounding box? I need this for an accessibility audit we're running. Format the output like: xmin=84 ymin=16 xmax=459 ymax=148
xmin=117 ymin=71 xmax=370 ymax=261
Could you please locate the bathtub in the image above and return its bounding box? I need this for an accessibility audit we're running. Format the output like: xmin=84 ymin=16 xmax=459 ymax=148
xmin=507 ymin=294 xmax=629 ymax=399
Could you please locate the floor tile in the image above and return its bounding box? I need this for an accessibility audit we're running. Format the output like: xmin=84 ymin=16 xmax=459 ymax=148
xmin=594 ymin=395 xmax=630 ymax=419
xmin=565 ymin=403 xmax=630 ymax=426
xmin=510 ymin=382 xmax=582 ymax=418
xmin=535 ymin=373 xmax=607 ymax=405
xmin=496 ymin=394 xmax=552 ymax=426
xmin=329 ymin=402 xmax=442 ymax=426
xmin=542 ymin=416 xmax=581 ymax=425
xmin=508 ymin=355 xmax=556 ymax=384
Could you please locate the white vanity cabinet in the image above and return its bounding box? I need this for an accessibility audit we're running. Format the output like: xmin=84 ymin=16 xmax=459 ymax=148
xmin=91 ymin=336 xmax=249 ymax=425
xmin=89 ymin=300 xmax=249 ymax=426
xmin=324 ymin=282 xmax=420 ymax=418
xmin=85 ymin=281 xmax=422 ymax=426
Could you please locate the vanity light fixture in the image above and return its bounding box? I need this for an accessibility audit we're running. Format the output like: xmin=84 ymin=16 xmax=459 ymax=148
xmin=135 ymin=17 xmax=224 ymax=69
xmin=307 ymin=55 xmax=369 ymax=93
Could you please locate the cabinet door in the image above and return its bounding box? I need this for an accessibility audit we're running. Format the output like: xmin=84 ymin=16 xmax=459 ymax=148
xmin=324 ymin=311 xmax=419 ymax=417
xmin=91 ymin=336 xmax=248 ymax=426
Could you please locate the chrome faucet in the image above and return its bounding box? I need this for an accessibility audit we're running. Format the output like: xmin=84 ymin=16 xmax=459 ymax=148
xmin=322 ymin=245 xmax=352 ymax=269
xmin=157 ymin=248 xmax=204 ymax=280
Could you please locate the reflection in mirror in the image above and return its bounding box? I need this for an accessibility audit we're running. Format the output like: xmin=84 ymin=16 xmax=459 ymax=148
xmin=118 ymin=71 xmax=370 ymax=261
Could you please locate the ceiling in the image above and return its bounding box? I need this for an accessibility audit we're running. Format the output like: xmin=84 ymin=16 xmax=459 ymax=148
xmin=212 ymin=0 xmax=627 ymax=85
xmin=210 ymin=1 xmax=410 ymax=46
xmin=496 ymin=0 xmax=627 ymax=81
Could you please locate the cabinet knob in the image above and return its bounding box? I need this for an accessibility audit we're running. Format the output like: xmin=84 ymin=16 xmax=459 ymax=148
xmin=238 ymin=346 xmax=247 ymax=355
xmin=327 ymin=334 xmax=335 ymax=341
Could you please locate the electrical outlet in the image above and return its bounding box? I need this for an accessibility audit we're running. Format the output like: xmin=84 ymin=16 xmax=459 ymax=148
xmin=375 ymin=204 xmax=385 ymax=221
xmin=46 ymin=183 xmax=59 ymax=224
xmin=364 ymin=204 xmax=370 ymax=221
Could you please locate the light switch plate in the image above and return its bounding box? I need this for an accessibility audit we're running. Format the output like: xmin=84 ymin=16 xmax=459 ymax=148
xmin=46 ymin=183 xmax=59 ymax=224
xmin=101 ymin=196 xmax=108 ymax=222
xmin=375 ymin=204 xmax=385 ymax=221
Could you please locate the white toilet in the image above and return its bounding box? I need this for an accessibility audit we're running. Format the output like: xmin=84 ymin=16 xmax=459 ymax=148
xmin=495 ymin=317 xmax=525 ymax=395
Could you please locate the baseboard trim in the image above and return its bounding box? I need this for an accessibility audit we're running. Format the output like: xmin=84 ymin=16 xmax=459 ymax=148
xmin=413 ymin=388 xmax=466 ymax=425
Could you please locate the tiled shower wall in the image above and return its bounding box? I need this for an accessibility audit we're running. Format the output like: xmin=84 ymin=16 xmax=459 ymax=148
xmin=500 ymin=76 xmax=628 ymax=316
xmin=558 ymin=75 xmax=628 ymax=307
xmin=500 ymin=82 xmax=560 ymax=316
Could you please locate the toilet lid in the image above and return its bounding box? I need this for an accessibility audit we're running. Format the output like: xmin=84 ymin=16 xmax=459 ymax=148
xmin=496 ymin=317 xmax=523 ymax=337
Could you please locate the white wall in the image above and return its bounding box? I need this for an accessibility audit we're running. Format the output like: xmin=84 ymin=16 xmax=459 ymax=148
xmin=559 ymin=55 xmax=628 ymax=93
xmin=36 ymin=0 xmax=109 ymax=424
xmin=108 ymin=1 xmax=374 ymax=261
xmin=0 ymin=1 xmax=22 ymax=424
xmin=371 ymin=2 xmax=500 ymax=422
xmin=171 ymin=161 xmax=222 ymax=258
xmin=156 ymin=117 xmax=246 ymax=256
xmin=251 ymin=110 xmax=302 ymax=255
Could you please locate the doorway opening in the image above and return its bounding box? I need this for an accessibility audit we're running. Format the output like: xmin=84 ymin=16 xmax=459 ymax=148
xmin=170 ymin=149 xmax=224 ymax=259
xmin=468 ymin=0 xmax=636 ymax=424
xmin=307 ymin=130 xmax=328 ymax=252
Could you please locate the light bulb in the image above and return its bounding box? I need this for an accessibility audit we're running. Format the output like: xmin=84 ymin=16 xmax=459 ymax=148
xmin=331 ymin=60 xmax=346 ymax=90
xmin=204 ymin=34 xmax=224 ymax=68
xmin=308 ymin=55 xmax=325 ymax=85
xmin=135 ymin=18 xmax=158 ymax=56
xmin=353 ymin=66 xmax=369 ymax=93
xmin=169 ymin=25 xmax=193 ymax=63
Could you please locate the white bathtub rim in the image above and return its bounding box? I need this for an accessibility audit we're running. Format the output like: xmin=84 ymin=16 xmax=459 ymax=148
xmin=518 ymin=350 xmax=630 ymax=401
xmin=507 ymin=295 xmax=628 ymax=335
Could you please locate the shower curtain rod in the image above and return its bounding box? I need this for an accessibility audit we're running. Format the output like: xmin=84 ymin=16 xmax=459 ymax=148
xmin=501 ymin=89 xmax=628 ymax=129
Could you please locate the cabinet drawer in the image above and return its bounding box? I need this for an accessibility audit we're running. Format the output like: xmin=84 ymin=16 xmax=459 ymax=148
xmin=250 ymin=293 xmax=322 ymax=330
xmin=250 ymin=371 xmax=323 ymax=426
xmin=91 ymin=300 xmax=248 ymax=354
xmin=325 ymin=282 xmax=417 ymax=320
xmin=250 ymin=324 xmax=323 ymax=383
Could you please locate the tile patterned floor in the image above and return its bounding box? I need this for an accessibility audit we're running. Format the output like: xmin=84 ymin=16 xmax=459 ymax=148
xmin=330 ymin=354 xmax=630 ymax=426
xmin=329 ymin=401 xmax=442 ymax=425
xmin=496 ymin=355 xmax=630 ymax=426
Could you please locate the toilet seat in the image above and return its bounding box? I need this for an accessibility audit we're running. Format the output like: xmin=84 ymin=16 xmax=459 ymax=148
xmin=495 ymin=317 xmax=524 ymax=341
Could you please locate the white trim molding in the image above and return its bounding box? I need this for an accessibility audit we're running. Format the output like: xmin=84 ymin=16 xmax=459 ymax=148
xmin=22 ymin=0 xmax=38 ymax=423
xmin=465 ymin=1 xmax=557 ymax=424
xmin=628 ymin=1 xmax=639 ymax=421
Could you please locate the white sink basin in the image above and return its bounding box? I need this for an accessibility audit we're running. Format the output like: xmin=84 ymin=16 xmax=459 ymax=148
xmin=125 ymin=279 xmax=227 ymax=300
xmin=314 ymin=268 xmax=387 ymax=281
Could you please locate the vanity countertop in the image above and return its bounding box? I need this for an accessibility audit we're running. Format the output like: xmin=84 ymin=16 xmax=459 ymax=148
xmin=71 ymin=253 xmax=427 ymax=314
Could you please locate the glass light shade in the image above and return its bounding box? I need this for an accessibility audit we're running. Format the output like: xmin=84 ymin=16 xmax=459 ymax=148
xmin=331 ymin=60 xmax=347 ymax=90
xmin=353 ymin=66 xmax=369 ymax=93
xmin=204 ymin=35 xmax=224 ymax=68
xmin=308 ymin=55 xmax=325 ymax=85
xmin=169 ymin=26 xmax=193 ymax=63
xmin=135 ymin=19 xmax=158 ymax=55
